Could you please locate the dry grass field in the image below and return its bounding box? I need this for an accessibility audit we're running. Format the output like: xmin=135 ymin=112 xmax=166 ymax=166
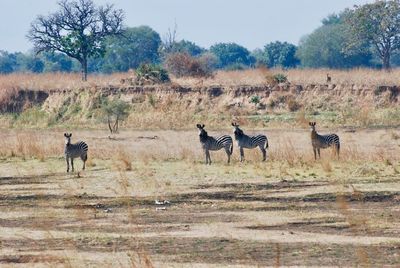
xmin=2 ymin=68 xmax=400 ymax=91
xmin=0 ymin=127 xmax=399 ymax=267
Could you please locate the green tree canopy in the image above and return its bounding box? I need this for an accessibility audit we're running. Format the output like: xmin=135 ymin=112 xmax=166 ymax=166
xmin=345 ymin=0 xmax=400 ymax=69
xmin=210 ymin=42 xmax=254 ymax=69
xmin=258 ymin=41 xmax=299 ymax=68
xmin=297 ymin=13 xmax=372 ymax=68
xmin=100 ymin=26 xmax=161 ymax=73
xmin=0 ymin=51 xmax=19 ymax=74
xmin=169 ymin=40 xmax=205 ymax=56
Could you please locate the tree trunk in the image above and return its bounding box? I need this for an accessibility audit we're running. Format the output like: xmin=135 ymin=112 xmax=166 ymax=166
xmin=382 ymin=51 xmax=391 ymax=71
xmin=108 ymin=116 xmax=113 ymax=134
xmin=81 ymin=57 xmax=88 ymax=81
xmin=113 ymin=116 xmax=119 ymax=133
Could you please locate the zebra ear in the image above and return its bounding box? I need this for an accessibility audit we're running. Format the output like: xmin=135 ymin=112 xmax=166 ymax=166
xmin=202 ymin=124 xmax=205 ymax=128
xmin=69 ymin=133 xmax=72 ymax=137
xmin=64 ymin=133 xmax=67 ymax=137
xmin=196 ymin=124 xmax=201 ymax=129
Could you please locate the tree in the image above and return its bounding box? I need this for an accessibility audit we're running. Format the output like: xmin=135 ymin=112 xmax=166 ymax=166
xmin=100 ymin=26 xmax=161 ymax=73
xmin=27 ymin=0 xmax=124 ymax=81
xmin=168 ymin=40 xmax=205 ymax=56
xmin=346 ymin=0 xmax=400 ymax=70
xmin=0 ymin=51 xmax=19 ymax=74
xmin=101 ymin=99 xmax=130 ymax=134
xmin=297 ymin=13 xmax=372 ymax=68
xmin=261 ymin=41 xmax=299 ymax=68
xmin=210 ymin=43 xmax=254 ymax=69
xmin=40 ymin=52 xmax=78 ymax=72
xmin=17 ymin=53 xmax=45 ymax=73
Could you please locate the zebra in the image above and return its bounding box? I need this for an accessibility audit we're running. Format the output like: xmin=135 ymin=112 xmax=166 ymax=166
xmin=309 ymin=122 xmax=340 ymax=160
xmin=196 ymin=124 xmax=233 ymax=164
xmin=231 ymin=122 xmax=268 ymax=162
xmin=64 ymin=133 xmax=88 ymax=172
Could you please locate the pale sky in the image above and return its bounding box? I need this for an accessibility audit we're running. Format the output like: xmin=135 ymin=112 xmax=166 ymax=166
xmin=1 ymin=0 xmax=373 ymax=53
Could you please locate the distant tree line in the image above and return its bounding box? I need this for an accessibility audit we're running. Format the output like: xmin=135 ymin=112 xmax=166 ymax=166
xmin=1 ymin=0 xmax=400 ymax=78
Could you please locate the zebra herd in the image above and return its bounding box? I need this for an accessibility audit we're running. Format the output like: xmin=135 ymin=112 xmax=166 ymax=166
xmin=196 ymin=122 xmax=339 ymax=165
xmin=64 ymin=122 xmax=341 ymax=172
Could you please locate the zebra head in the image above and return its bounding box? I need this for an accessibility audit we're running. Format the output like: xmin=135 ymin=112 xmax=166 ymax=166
xmin=309 ymin=122 xmax=316 ymax=132
xmin=231 ymin=122 xmax=243 ymax=139
xmin=64 ymin=133 xmax=72 ymax=145
xmin=196 ymin=124 xmax=208 ymax=142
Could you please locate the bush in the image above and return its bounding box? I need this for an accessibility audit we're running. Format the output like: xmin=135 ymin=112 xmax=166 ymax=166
xmin=135 ymin=64 xmax=170 ymax=85
xmin=249 ymin=95 xmax=261 ymax=107
xmin=164 ymin=52 xmax=214 ymax=78
xmin=273 ymin=73 xmax=288 ymax=83
xmin=287 ymin=97 xmax=301 ymax=111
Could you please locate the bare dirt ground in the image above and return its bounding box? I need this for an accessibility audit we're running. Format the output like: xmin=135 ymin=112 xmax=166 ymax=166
xmin=0 ymin=128 xmax=399 ymax=267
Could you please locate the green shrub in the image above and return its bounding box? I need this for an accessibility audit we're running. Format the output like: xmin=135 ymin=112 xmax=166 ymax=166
xmin=273 ymin=73 xmax=288 ymax=83
xmin=135 ymin=64 xmax=170 ymax=85
xmin=249 ymin=95 xmax=261 ymax=107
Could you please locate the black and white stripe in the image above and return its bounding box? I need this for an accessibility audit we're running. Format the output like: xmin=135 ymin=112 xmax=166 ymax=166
xmin=197 ymin=124 xmax=233 ymax=164
xmin=309 ymin=122 xmax=340 ymax=160
xmin=64 ymin=133 xmax=89 ymax=172
xmin=232 ymin=123 xmax=268 ymax=162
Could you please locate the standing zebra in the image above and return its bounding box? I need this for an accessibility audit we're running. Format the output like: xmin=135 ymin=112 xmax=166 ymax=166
xmin=196 ymin=124 xmax=233 ymax=164
xmin=231 ymin=123 xmax=268 ymax=162
xmin=309 ymin=122 xmax=340 ymax=160
xmin=64 ymin=133 xmax=88 ymax=172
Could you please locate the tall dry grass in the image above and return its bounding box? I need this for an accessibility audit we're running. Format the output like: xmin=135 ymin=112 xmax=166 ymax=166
xmin=0 ymin=132 xmax=61 ymax=160
xmin=0 ymin=72 xmax=131 ymax=91
xmin=2 ymin=68 xmax=400 ymax=92
xmin=1 ymin=128 xmax=397 ymax=167
xmin=172 ymin=68 xmax=400 ymax=87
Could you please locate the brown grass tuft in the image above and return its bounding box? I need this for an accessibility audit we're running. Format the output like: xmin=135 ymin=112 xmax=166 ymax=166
xmin=116 ymin=150 xmax=133 ymax=171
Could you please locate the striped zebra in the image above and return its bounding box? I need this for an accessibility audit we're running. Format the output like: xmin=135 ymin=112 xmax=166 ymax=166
xmin=196 ymin=124 xmax=233 ymax=164
xmin=64 ymin=133 xmax=88 ymax=172
xmin=309 ymin=122 xmax=340 ymax=160
xmin=231 ymin=122 xmax=268 ymax=162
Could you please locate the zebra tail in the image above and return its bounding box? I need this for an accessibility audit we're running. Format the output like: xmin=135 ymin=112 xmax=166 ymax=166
xmin=265 ymin=140 xmax=269 ymax=150
xmin=230 ymin=143 xmax=233 ymax=155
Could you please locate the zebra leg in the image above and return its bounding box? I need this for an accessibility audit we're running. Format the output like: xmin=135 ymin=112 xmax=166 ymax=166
xmin=66 ymin=157 xmax=70 ymax=172
xmin=336 ymin=145 xmax=340 ymax=160
xmin=206 ymin=150 xmax=211 ymax=165
xmin=225 ymin=147 xmax=231 ymax=164
xmin=81 ymin=154 xmax=87 ymax=170
xmin=317 ymin=148 xmax=321 ymax=159
xmin=313 ymin=148 xmax=317 ymax=160
xmin=240 ymin=147 xmax=244 ymax=162
xmin=260 ymin=145 xmax=266 ymax=161
xmin=71 ymin=158 xmax=74 ymax=172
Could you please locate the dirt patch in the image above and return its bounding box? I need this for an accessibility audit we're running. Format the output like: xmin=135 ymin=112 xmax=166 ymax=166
xmin=1 ymin=237 xmax=398 ymax=266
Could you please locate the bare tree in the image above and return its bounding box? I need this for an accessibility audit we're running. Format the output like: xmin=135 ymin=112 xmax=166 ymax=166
xmin=160 ymin=21 xmax=178 ymax=57
xmin=27 ymin=0 xmax=124 ymax=81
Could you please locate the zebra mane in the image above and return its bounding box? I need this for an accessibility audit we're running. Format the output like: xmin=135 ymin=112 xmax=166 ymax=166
xmin=234 ymin=127 xmax=244 ymax=138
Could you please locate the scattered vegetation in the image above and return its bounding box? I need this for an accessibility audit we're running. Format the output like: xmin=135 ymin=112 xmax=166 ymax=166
xmin=100 ymin=99 xmax=131 ymax=134
xmin=273 ymin=73 xmax=288 ymax=83
xmin=164 ymin=52 xmax=215 ymax=78
xmin=134 ymin=64 xmax=170 ymax=85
